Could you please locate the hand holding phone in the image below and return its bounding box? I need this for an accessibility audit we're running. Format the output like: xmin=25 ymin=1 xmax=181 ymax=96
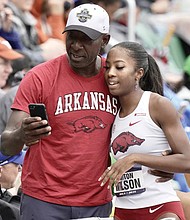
xmin=28 ymin=103 xmax=51 ymax=145
xmin=28 ymin=103 xmax=49 ymax=129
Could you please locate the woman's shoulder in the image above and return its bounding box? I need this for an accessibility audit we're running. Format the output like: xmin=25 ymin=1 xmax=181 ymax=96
xmin=150 ymin=92 xmax=169 ymax=106
xmin=150 ymin=92 xmax=179 ymax=124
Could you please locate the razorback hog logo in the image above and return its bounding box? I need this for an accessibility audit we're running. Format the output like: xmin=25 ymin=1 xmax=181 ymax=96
xmin=111 ymin=131 xmax=145 ymax=155
xmin=68 ymin=116 xmax=107 ymax=133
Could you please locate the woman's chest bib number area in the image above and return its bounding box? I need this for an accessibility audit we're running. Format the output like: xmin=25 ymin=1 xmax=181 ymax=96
xmin=114 ymin=166 xmax=146 ymax=197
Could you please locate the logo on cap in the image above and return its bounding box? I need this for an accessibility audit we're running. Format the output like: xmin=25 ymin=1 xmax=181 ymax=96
xmin=77 ymin=9 xmax=92 ymax=23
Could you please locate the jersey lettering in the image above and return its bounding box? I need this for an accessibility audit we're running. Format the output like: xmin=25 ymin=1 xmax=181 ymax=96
xmin=55 ymin=92 xmax=118 ymax=115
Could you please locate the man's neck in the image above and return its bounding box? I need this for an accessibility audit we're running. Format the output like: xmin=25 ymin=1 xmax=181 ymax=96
xmin=73 ymin=56 xmax=102 ymax=78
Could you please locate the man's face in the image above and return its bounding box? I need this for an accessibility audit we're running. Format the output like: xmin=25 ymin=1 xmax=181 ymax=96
xmin=66 ymin=30 xmax=103 ymax=71
xmin=0 ymin=163 xmax=21 ymax=189
xmin=0 ymin=57 xmax=12 ymax=88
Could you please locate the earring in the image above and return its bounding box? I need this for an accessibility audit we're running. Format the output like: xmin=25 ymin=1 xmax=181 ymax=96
xmin=135 ymin=79 xmax=139 ymax=91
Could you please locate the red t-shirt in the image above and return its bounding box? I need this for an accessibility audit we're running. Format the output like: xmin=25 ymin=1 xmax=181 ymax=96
xmin=12 ymin=54 xmax=118 ymax=206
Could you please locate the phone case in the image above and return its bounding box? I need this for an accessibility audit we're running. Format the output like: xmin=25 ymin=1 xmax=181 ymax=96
xmin=28 ymin=103 xmax=48 ymax=121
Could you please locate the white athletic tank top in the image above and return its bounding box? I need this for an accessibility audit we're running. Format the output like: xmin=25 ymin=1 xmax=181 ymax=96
xmin=111 ymin=91 xmax=179 ymax=209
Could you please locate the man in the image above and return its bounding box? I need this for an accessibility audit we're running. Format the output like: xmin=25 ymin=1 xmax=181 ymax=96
xmin=0 ymin=52 xmax=32 ymax=135
xmin=0 ymin=37 xmax=23 ymax=98
xmin=0 ymin=150 xmax=26 ymax=220
xmin=1 ymin=4 xmax=117 ymax=219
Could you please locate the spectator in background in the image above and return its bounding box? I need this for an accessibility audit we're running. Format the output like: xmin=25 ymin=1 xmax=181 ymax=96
xmin=1 ymin=0 xmax=66 ymax=67
xmin=30 ymin=0 xmax=67 ymax=61
xmin=0 ymin=52 xmax=32 ymax=135
xmin=90 ymin=0 xmax=122 ymax=21
xmin=0 ymin=37 xmax=23 ymax=98
xmin=0 ymin=150 xmax=26 ymax=220
xmin=0 ymin=0 xmax=24 ymax=50
xmin=1 ymin=0 xmax=44 ymax=66
xmin=136 ymin=0 xmax=171 ymax=14
xmin=63 ymin=0 xmax=75 ymax=24
xmin=6 ymin=52 xmax=31 ymax=88
xmin=31 ymin=0 xmax=66 ymax=43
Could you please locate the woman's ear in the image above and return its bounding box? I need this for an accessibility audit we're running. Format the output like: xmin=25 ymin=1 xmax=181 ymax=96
xmin=136 ymin=67 xmax=144 ymax=80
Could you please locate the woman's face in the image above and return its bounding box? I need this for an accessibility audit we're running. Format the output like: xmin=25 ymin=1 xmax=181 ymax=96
xmin=104 ymin=46 xmax=137 ymax=97
xmin=0 ymin=57 xmax=12 ymax=88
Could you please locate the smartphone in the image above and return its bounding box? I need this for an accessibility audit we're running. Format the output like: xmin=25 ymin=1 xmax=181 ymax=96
xmin=28 ymin=103 xmax=48 ymax=121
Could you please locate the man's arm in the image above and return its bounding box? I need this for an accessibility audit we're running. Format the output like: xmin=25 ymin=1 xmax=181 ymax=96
xmin=1 ymin=110 xmax=28 ymax=155
xmin=1 ymin=110 xmax=51 ymax=156
xmin=149 ymin=149 xmax=174 ymax=182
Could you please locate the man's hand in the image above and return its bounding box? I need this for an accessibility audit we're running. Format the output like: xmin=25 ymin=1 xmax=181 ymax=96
xmin=21 ymin=116 xmax=51 ymax=146
xmin=148 ymin=169 xmax=174 ymax=182
xmin=148 ymin=150 xmax=174 ymax=182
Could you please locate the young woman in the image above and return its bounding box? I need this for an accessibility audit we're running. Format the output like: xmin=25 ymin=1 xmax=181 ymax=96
xmin=99 ymin=41 xmax=190 ymax=220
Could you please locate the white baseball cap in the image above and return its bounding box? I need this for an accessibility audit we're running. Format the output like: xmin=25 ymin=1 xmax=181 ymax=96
xmin=63 ymin=3 xmax=110 ymax=40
